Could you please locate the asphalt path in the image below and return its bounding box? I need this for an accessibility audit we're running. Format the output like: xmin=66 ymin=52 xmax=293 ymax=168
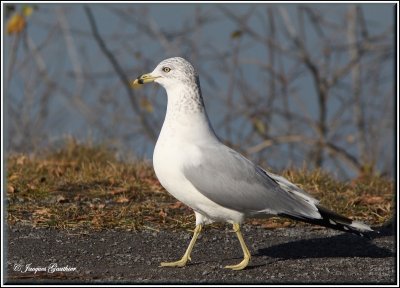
xmin=5 ymin=224 xmax=396 ymax=284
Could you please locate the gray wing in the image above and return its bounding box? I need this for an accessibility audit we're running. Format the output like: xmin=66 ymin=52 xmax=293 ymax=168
xmin=183 ymin=144 xmax=321 ymax=219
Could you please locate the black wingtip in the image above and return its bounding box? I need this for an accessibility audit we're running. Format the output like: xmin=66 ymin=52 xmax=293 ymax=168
xmin=279 ymin=205 xmax=374 ymax=238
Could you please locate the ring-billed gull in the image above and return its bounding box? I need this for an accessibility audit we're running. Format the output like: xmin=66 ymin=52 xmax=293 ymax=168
xmin=131 ymin=57 xmax=373 ymax=270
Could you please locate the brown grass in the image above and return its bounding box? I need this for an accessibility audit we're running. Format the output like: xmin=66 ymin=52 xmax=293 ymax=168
xmin=6 ymin=140 xmax=394 ymax=232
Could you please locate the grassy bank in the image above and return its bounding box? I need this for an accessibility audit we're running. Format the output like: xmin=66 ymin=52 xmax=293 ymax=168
xmin=6 ymin=140 xmax=394 ymax=232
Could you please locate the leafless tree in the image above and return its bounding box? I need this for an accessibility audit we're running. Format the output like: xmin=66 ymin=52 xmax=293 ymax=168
xmin=217 ymin=5 xmax=393 ymax=177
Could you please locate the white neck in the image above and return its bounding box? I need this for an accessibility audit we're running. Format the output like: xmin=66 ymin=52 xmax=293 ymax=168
xmin=159 ymin=81 xmax=218 ymax=143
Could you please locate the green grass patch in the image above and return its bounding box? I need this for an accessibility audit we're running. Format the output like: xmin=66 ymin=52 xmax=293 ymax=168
xmin=6 ymin=140 xmax=394 ymax=231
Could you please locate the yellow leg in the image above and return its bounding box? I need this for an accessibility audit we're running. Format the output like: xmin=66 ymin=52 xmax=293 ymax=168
xmin=160 ymin=224 xmax=202 ymax=268
xmin=225 ymin=223 xmax=251 ymax=270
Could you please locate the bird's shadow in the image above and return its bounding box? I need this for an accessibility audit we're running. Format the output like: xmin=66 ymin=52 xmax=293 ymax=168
xmin=255 ymin=232 xmax=394 ymax=260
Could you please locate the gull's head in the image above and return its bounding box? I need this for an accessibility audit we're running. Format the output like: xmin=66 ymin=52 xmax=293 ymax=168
xmin=131 ymin=57 xmax=198 ymax=91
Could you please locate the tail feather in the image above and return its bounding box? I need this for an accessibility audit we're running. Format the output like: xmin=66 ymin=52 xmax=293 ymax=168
xmin=279 ymin=205 xmax=374 ymax=238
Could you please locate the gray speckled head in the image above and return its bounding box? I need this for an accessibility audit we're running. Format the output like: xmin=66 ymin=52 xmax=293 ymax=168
xmin=150 ymin=57 xmax=205 ymax=113
xmin=156 ymin=57 xmax=197 ymax=82
xmin=151 ymin=57 xmax=198 ymax=88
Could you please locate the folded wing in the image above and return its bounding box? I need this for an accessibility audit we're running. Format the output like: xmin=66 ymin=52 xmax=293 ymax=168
xmin=183 ymin=144 xmax=321 ymax=220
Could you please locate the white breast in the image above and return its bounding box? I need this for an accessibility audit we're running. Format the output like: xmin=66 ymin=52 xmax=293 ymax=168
xmin=153 ymin=119 xmax=245 ymax=224
xmin=153 ymin=122 xmax=208 ymax=210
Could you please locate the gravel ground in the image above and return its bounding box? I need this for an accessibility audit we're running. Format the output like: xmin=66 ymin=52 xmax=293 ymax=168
xmin=4 ymin=224 xmax=396 ymax=284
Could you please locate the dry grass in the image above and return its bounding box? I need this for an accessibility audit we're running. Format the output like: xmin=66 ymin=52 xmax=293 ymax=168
xmin=6 ymin=140 xmax=394 ymax=232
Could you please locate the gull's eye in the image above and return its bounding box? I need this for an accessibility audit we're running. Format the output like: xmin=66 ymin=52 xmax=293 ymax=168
xmin=162 ymin=67 xmax=171 ymax=73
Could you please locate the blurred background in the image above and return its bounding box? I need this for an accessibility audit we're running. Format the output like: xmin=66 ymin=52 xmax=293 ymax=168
xmin=3 ymin=3 xmax=395 ymax=179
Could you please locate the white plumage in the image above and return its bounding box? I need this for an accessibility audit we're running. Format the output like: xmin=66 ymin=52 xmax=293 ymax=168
xmin=132 ymin=57 xmax=373 ymax=270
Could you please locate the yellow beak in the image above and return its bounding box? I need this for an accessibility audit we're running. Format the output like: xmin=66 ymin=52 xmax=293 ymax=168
xmin=130 ymin=73 xmax=159 ymax=88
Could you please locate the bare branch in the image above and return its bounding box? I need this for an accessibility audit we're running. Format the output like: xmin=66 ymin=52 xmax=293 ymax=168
xmin=84 ymin=6 xmax=157 ymax=141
